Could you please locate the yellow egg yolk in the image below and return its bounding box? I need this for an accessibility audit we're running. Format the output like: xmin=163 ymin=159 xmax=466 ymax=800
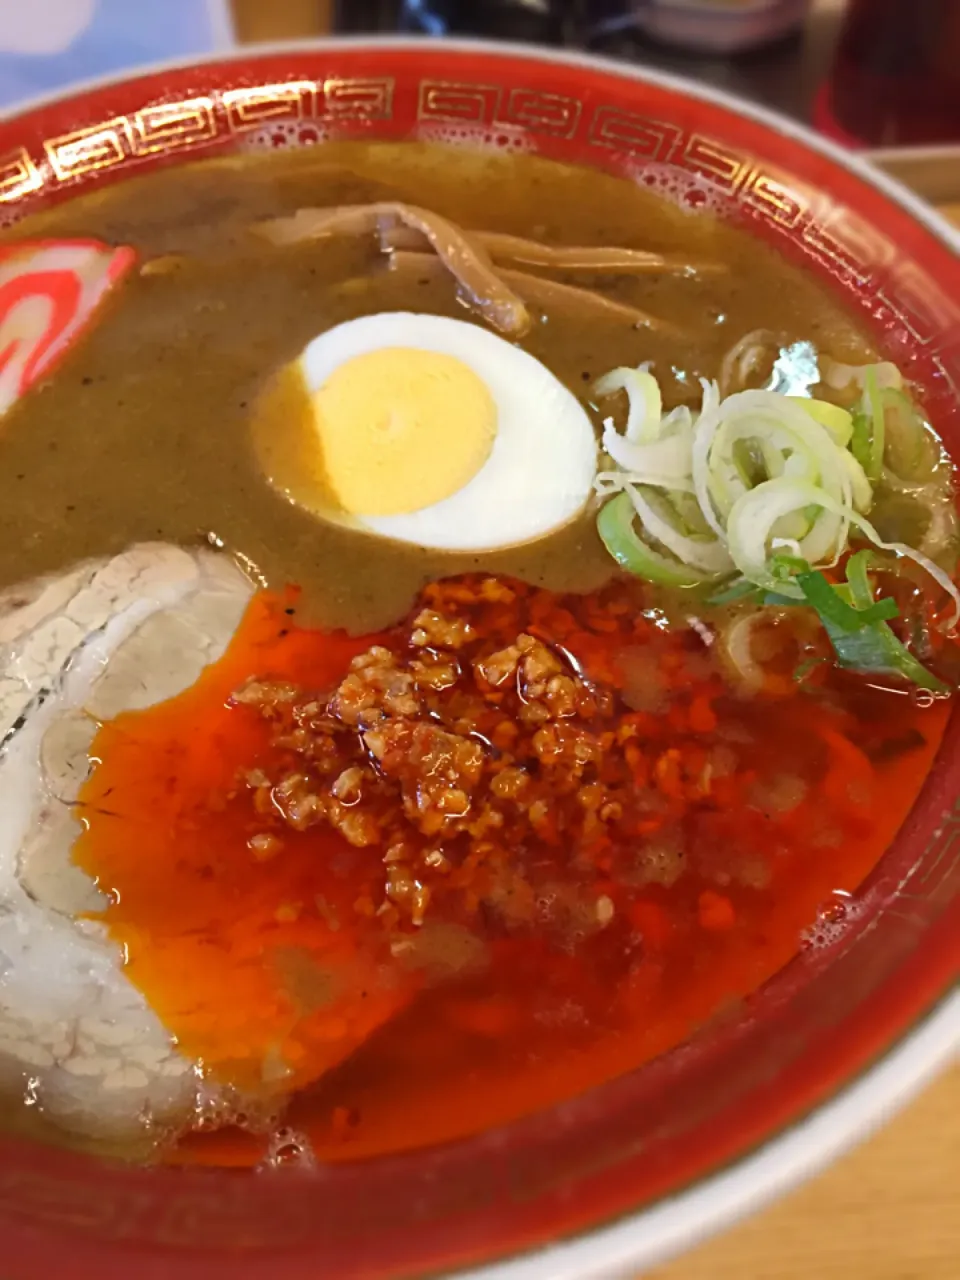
xmin=311 ymin=347 xmax=497 ymax=516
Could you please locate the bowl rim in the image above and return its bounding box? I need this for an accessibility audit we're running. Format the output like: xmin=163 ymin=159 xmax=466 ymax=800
xmin=461 ymin=992 xmax=959 ymax=1280
xmin=3 ymin=31 xmax=960 ymax=260
xmin=0 ymin=35 xmax=957 ymax=1279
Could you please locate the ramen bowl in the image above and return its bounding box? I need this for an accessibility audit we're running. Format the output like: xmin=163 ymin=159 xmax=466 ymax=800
xmin=0 ymin=38 xmax=957 ymax=1280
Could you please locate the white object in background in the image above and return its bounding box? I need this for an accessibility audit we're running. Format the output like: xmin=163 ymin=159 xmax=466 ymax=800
xmin=632 ymin=0 xmax=812 ymax=54
xmin=0 ymin=0 xmax=96 ymax=55
xmin=0 ymin=0 xmax=234 ymax=110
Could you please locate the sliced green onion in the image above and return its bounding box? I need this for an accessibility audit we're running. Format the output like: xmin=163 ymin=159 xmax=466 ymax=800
xmin=840 ymin=449 xmax=873 ymax=513
xmin=850 ymin=409 xmax=872 ymax=475
xmin=844 ymin=549 xmax=876 ymax=610
xmin=726 ymin=478 xmax=828 ymax=591
xmin=594 ymin=367 xmax=662 ymax=445
xmin=770 ymin=550 xmax=943 ymax=689
xmin=771 ymin=535 xmax=804 ymax=560
xmin=847 ymin=366 xmax=886 ymax=482
xmin=597 ymin=492 xmax=715 ymax=588
xmin=708 ymin=578 xmax=759 ymax=605
xmin=821 ymin=608 xmax=948 ymax=692
xmin=666 ymin=489 xmax=713 ymax=537
xmin=627 ymin=484 xmax=734 ymax=575
xmin=769 ymin=551 xmax=811 ymax=578
xmin=592 ymin=358 xmax=959 ymax=693
xmin=692 ymin=389 xmax=846 ymax=541
xmin=762 ymin=590 xmax=804 ymax=607
xmin=768 ymin=551 xmax=897 ymax=629
xmin=789 ymin=396 xmax=854 ymax=447
xmin=794 ymin=568 xmax=898 ymax=631
xmin=880 ymin=387 xmax=937 ymax=482
xmin=862 ymin=366 xmax=885 ymax=481
xmin=689 ymin=381 xmax=731 ymax=540
xmin=726 ymin=476 xmax=960 ymax=627
xmin=838 ymin=552 xmax=943 ymax=686
xmin=732 ymin=437 xmax=763 ymax=487
xmin=598 ymin=425 xmax=692 ymax=485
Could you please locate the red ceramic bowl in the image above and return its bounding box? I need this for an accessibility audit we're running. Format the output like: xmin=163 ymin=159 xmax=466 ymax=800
xmin=0 ymin=38 xmax=958 ymax=1280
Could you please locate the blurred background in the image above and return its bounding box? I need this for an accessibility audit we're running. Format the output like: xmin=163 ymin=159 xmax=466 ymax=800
xmin=0 ymin=2 xmax=957 ymax=1278
xmin=4 ymin=1 xmax=960 ymax=207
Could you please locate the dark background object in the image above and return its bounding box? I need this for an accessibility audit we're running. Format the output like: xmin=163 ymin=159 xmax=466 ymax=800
xmin=333 ymin=0 xmax=845 ymax=128
xmin=335 ymin=0 xmax=570 ymax=41
xmin=334 ymin=0 xmax=397 ymax=33
xmin=397 ymin=0 xmax=568 ymax=42
xmin=815 ymin=0 xmax=960 ymax=145
xmin=585 ymin=0 xmax=811 ymax=54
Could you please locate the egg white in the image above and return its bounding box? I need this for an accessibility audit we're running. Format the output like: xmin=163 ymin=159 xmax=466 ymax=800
xmin=298 ymin=312 xmax=598 ymax=552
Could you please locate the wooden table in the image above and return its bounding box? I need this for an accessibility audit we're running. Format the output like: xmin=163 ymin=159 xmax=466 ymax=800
xmin=229 ymin=4 xmax=959 ymax=1273
xmin=646 ymin=1065 xmax=960 ymax=1280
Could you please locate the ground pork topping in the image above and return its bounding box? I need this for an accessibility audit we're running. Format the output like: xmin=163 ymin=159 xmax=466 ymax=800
xmin=231 ymin=574 xmax=837 ymax=936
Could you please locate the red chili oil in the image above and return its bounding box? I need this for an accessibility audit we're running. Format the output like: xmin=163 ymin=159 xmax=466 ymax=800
xmin=72 ymin=575 xmax=949 ymax=1165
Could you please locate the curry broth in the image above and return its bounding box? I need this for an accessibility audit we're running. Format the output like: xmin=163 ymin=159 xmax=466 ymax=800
xmin=0 ymin=142 xmax=875 ymax=632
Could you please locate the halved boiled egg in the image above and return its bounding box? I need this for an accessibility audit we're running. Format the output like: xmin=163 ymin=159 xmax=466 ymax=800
xmin=257 ymin=312 xmax=597 ymax=552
